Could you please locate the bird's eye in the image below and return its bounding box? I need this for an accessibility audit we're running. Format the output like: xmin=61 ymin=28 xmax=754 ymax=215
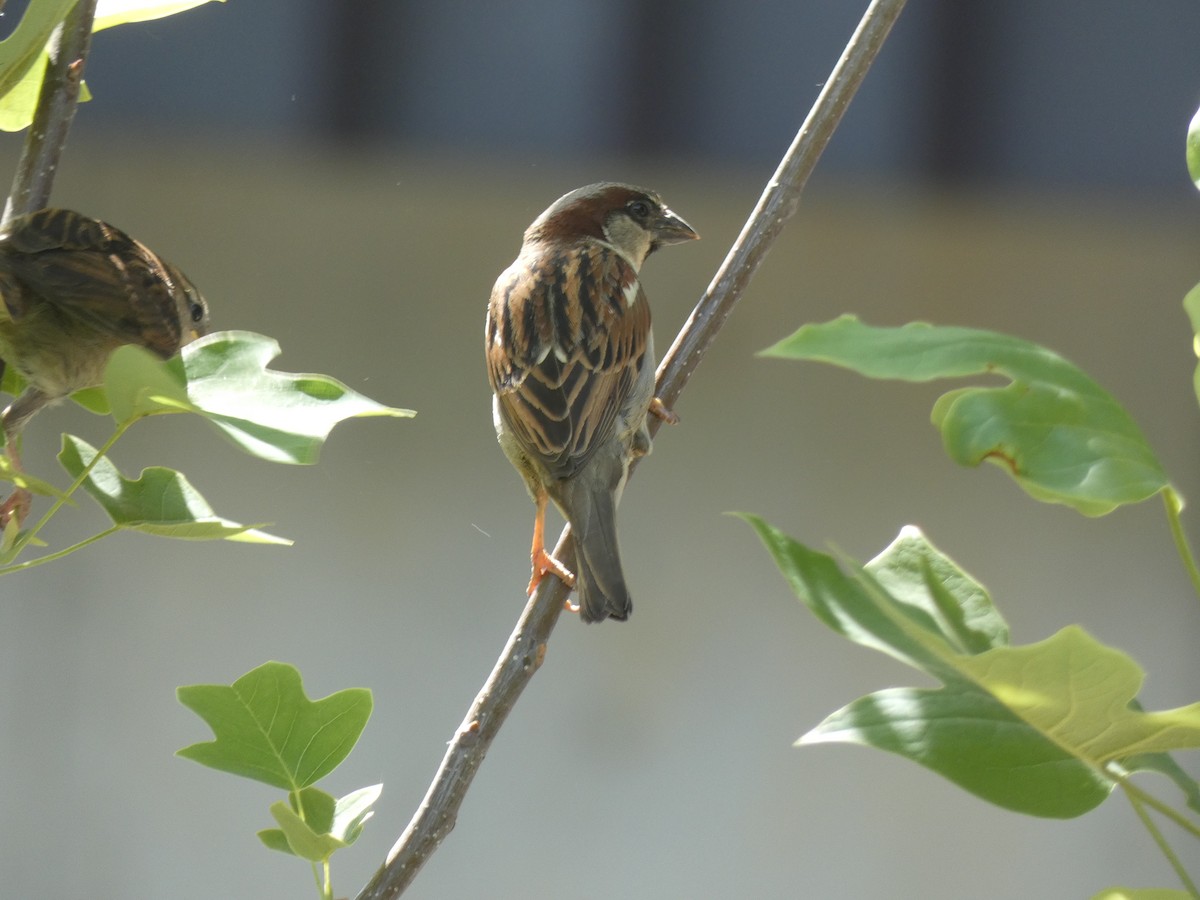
xmin=189 ymin=298 xmax=205 ymax=324
xmin=626 ymin=200 xmax=651 ymax=220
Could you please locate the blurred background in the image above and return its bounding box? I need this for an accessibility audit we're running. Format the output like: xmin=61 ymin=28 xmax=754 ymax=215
xmin=1 ymin=1 xmax=1199 ymax=897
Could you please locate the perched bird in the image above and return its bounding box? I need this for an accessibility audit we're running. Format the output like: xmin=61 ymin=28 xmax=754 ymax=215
xmin=0 ymin=207 xmax=210 ymax=524
xmin=485 ymin=183 xmax=698 ymax=622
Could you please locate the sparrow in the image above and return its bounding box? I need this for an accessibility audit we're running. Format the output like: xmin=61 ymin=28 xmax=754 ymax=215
xmin=485 ymin=182 xmax=698 ymax=622
xmin=0 ymin=207 xmax=210 ymax=524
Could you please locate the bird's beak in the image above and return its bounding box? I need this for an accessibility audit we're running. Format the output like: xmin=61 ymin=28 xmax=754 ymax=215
xmin=651 ymin=206 xmax=700 ymax=246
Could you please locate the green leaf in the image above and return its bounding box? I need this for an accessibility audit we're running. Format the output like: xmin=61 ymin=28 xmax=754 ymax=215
xmin=742 ymin=516 xmax=1200 ymax=817
xmin=58 ymin=434 xmax=289 ymax=544
xmin=259 ymin=784 xmax=381 ymax=861
xmin=256 ymin=827 xmax=293 ymax=855
xmin=0 ymin=360 xmax=24 ymax=399
xmin=177 ymin=661 xmax=373 ymax=791
xmin=266 ymin=798 xmax=339 ymax=863
xmin=956 ymin=628 xmax=1200 ymax=761
xmin=807 ymin=684 xmax=1107 ymax=818
xmin=181 ymin=331 xmax=414 ymax=465
xmin=70 ymin=386 xmax=112 ymax=416
xmin=1188 ymin=102 xmax=1200 ymax=190
xmin=762 ymin=316 xmax=1169 ymax=516
xmin=331 ymin=783 xmax=382 ymax=845
xmin=1094 ymin=890 xmax=1191 ymax=900
xmin=863 ymin=524 xmax=1009 ymax=656
xmin=104 ymin=345 xmax=194 ymax=424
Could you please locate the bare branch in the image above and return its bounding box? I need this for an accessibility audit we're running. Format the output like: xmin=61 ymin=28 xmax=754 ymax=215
xmin=3 ymin=0 xmax=99 ymax=225
xmin=355 ymin=1 xmax=908 ymax=897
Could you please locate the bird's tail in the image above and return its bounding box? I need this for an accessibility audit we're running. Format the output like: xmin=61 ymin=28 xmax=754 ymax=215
xmin=558 ymin=479 xmax=631 ymax=623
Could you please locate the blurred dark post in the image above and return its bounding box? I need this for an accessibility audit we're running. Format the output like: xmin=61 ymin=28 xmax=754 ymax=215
xmin=324 ymin=0 xmax=396 ymax=141
xmin=923 ymin=1 xmax=1003 ymax=183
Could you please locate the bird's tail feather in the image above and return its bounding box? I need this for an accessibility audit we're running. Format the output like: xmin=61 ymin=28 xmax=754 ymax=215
xmin=560 ymin=482 xmax=631 ymax=623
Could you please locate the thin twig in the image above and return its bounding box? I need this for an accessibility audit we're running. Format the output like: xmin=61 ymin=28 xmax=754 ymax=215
xmin=1121 ymin=780 xmax=1200 ymax=898
xmin=355 ymin=2 xmax=907 ymax=897
xmin=3 ymin=0 xmax=98 ymax=225
xmin=1163 ymin=488 xmax=1200 ymax=603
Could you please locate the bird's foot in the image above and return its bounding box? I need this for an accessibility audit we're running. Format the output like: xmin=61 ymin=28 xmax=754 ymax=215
xmin=649 ymin=396 xmax=679 ymax=425
xmin=528 ymin=546 xmax=576 ymax=595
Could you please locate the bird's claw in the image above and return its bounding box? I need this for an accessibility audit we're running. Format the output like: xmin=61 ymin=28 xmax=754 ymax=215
xmin=528 ymin=546 xmax=576 ymax=595
xmin=649 ymin=396 xmax=679 ymax=425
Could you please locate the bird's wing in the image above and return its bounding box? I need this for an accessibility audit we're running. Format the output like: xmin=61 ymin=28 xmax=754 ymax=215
xmin=0 ymin=208 xmax=186 ymax=357
xmin=486 ymin=241 xmax=650 ymax=480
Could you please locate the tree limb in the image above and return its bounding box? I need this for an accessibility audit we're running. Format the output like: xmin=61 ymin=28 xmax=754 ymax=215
xmin=355 ymin=1 xmax=908 ymax=896
xmin=3 ymin=0 xmax=98 ymax=225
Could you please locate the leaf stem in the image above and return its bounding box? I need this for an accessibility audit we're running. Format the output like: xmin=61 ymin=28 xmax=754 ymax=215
xmin=0 ymin=524 xmax=118 ymax=573
xmin=11 ymin=420 xmax=130 ymax=556
xmin=1114 ymin=770 xmax=1200 ymax=843
xmin=1122 ymin=780 xmax=1200 ymax=898
xmin=1163 ymin=489 xmax=1200 ymax=602
xmin=308 ymin=860 xmax=325 ymax=900
xmin=353 ymin=1 xmax=909 ymax=898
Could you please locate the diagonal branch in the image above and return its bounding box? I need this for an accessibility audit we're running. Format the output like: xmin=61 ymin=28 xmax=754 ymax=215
xmin=3 ymin=0 xmax=98 ymax=225
xmin=355 ymin=1 xmax=908 ymax=897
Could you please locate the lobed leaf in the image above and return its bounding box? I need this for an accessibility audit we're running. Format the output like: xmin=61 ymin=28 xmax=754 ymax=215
xmin=58 ymin=434 xmax=288 ymax=544
xmin=180 ymin=331 xmax=414 ymax=464
xmin=177 ymin=661 xmax=372 ymax=791
xmin=763 ymin=316 xmax=1169 ymax=516
xmin=742 ymin=516 xmax=1200 ymax=818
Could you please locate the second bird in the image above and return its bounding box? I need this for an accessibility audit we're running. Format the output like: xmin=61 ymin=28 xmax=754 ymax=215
xmin=485 ymin=182 xmax=698 ymax=623
xmin=0 ymin=208 xmax=210 ymax=524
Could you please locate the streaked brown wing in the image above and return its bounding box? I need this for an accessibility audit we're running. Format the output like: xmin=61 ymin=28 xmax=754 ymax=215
xmin=486 ymin=241 xmax=650 ymax=480
xmin=0 ymin=209 xmax=186 ymax=357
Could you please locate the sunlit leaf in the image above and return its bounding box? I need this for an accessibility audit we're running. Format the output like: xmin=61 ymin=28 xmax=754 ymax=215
xmin=259 ymin=784 xmax=380 ymax=861
xmin=742 ymin=516 xmax=1200 ymax=818
xmin=104 ymin=344 xmax=194 ymax=424
xmin=58 ymin=434 xmax=288 ymax=543
xmin=181 ymin=331 xmax=413 ymax=465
